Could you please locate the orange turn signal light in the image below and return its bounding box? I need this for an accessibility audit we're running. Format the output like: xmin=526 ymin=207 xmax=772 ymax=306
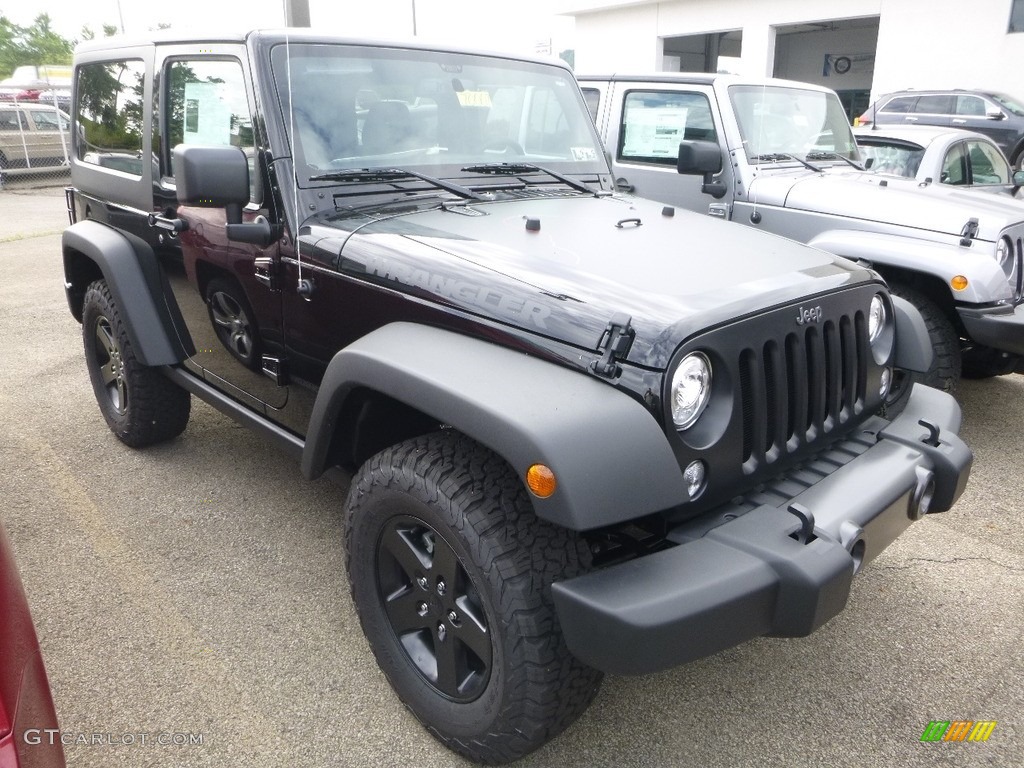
xmin=950 ymin=275 xmax=969 ymax=291
xmin=526 ymin=464 xmax=557 ymax=498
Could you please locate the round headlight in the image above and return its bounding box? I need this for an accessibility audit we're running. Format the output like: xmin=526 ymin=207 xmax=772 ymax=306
xmin=671 ymin=352 xmax=712 ymax=430
xmin=996 ymin=235 xmax=1018 ymax=287
xmin=868 ymin=294 xmax=887 ymax=343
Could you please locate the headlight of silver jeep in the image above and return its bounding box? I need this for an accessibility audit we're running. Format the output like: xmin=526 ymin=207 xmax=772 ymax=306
xmin=996 ymin=235 xmax=1018 ymax=287
xmin=868 ymin=292 xmax=895 ymax=364
xmin=670 ymin=352 xmax=712 ymax=430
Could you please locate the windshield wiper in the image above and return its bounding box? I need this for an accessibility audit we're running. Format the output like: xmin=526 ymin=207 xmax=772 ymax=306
xmin=805 ymin=151 xmax=865 ymax=171
xmin=460 ymin=162 xmax=602 ymax=196
xmin=753 ymin=153 xmax=823 ymax=172
xmin=308 ymin=167 xmax=484 ymax=201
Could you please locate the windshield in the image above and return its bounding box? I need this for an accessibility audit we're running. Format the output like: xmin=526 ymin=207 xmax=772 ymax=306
xmin=728 ymin=84 xmax=860 ymax=164
xmin=990 ymin=92 xmax=1024 ymax=117
xmin=270 ymin=43 xmax=606 ymax=183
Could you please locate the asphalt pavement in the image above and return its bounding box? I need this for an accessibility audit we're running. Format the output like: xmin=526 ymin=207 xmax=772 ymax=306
xmin=1 ymin=182 xmax=1021 ymax=768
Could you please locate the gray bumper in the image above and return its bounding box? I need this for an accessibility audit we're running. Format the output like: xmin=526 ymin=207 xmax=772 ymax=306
xmin=551 ymin=385 xmax=972 ymax=676
xmin=958 ymin=301 xmax=1024 ymax=356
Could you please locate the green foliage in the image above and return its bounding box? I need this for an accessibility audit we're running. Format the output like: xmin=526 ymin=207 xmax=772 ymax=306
xmin=0 ymin=13 xmax=75 ymax=79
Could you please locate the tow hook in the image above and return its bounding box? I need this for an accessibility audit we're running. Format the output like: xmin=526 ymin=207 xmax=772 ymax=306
xmin=787 ymin=503 xmax=816 ymax=544
xmin=918 ymin=419 xmax=941 ymax=447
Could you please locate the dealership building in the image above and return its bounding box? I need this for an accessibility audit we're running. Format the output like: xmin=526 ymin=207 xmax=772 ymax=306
xmin=561 ymin=0 xmax=1024 ymax=119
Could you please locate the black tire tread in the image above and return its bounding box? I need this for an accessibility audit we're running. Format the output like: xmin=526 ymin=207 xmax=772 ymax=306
xmin=82 ymin=280 xmax=190 ymax=447
xmin=345 ymin=431 xmax=602 ymax=764
xmin=888 ymin=283 xmax=960 ymax=393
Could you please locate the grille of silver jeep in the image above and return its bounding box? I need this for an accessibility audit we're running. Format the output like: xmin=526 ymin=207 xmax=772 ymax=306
xmin=738 ymin=312 xmax=869 ymax=472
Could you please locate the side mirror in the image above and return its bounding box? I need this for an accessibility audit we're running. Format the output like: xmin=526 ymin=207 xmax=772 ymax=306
xmin=986 ymin=110 xmax=1006 ymax=121
xmin=173 ymin=144 xmax=273 ymax=245
xmin=1011 ymin=169 xmax=1024 ymax=192
xmin=677 ymin=140 xmax=726 ymax=199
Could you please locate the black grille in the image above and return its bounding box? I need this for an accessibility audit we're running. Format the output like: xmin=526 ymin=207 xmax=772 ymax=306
xmin=738 ymin=313 xmax=868 ymax=473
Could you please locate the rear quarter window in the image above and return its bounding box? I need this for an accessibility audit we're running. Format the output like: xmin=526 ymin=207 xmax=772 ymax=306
xmin=75 ymin=59 xmax=146 ymax=176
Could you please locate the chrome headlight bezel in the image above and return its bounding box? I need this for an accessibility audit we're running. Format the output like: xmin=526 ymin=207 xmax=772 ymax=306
xmin=670 ymin=351 xmax=713 ymax=430
xmin=868 ymin=292 xmax=896 ymax=365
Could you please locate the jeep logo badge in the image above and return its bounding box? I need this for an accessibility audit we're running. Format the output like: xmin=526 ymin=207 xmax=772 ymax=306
xmin=796 ymin=305 xmax=823 ymax=325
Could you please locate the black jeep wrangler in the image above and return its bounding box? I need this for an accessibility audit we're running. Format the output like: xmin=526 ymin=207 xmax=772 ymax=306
xmin=62 ymin=30 xmax=972 ymax=763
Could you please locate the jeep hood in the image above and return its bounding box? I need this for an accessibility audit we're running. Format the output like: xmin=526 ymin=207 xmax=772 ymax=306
xmin=302 ymin=194 xmax=872 ymax=369
xmin=747 ymin=169 xmax=1024 ymax=241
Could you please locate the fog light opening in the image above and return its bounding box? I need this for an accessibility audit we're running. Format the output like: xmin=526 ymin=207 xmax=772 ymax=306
xmin=683 ymin=460 xmax=706 ymax=499
xmin=850 ymin=539 xmax=866 ymax=574
xmin=879 ymin=367 xmax=892 ymax=398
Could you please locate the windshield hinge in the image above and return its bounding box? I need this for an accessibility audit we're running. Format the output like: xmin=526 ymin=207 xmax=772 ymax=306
xmin=591 ymin=313 xmax=635 ymax=378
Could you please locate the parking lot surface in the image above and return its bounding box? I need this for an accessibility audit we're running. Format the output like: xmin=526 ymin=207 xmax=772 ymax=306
xmin=1 ymin=184 xmax=1021 ymax=767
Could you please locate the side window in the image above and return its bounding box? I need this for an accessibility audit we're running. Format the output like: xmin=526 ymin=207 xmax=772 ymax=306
xmin=165 ymin=58 xmax=257 ymax=200
xmin=914 ymin=94 xmax=954 ymax=115
xmin=966 ymin=141 xmax=1009 ymax=185
xmin=941 ymin=144 xmax=967 ymax=185
xmin=619 ymin=90 xmax=716 ymax=166
xmin=955 ymin=96 xmax=986 ymax=116
xmin=581 ymin=87 xmax=600 ymax=122
xmin=880 ymin=96 xmax=916 ymax=114
xmin=76 ymin=59 xmax=146 ymax=175
xmin=0 ymin=109 xmax=28 ymax=130
xmin=28 ymin=109 xmax=70 ymax=131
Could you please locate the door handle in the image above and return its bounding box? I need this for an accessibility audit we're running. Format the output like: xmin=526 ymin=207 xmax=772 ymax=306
xmin=615 ymin=177 xmax=634 ymax=193
xmin=952 ymin=118 xmax=967 ymax=125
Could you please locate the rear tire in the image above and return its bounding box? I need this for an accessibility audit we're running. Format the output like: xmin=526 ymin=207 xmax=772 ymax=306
xmin=82 ymin=280 xmax=190 ymax=447
xmin=345 ymin=431 xmax=602 ymax=764
xmin=887 ymin=283 xmax=960 ymax=394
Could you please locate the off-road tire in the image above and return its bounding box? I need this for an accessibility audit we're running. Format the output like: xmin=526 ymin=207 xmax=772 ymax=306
xmin=888 ymin=283 xmax=960 ymax=394
xmin=82 ymin=280 xmax=190 ymax=447
xmin=345 ymin=431 xmax=603 ymax=764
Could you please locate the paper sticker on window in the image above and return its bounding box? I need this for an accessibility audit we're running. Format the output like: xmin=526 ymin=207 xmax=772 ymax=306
xmin=623 ymin=106 xmax=688 ymax=158
xmin=183 ymin=82 xmax=233 ymax=145
xmin=571 ymin=146 xmax=598 ymax=161
xmin=457 ymin=90 xmax=492 ymax=108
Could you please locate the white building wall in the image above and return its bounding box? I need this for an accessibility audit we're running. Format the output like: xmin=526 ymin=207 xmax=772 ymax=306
xmin=568 ymin=0 xmax=1024 ymax=101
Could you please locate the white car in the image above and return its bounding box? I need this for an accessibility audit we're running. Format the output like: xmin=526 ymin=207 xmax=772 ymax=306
xmin=854 ymin=124 xmax=1024 ymax=196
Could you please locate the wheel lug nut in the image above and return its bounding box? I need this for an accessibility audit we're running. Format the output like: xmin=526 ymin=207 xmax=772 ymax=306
xmin=437 ymin=622 xmax=447 ymax=641
xmin=417 ymin=602 xmax=428 ymax=617
xmin=417 ymin=576 xmax=428 ymax=589
xmin=447 ymin=610 xmax=459 ymax=626
xmin=436 ymin=579 xmax=446 ymax=595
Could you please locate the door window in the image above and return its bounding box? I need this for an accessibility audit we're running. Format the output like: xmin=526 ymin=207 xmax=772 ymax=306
xmin=165 ymin=58 xmax=258 ymax=200
xmin=619 ymin=90 xmax=716 ymax=166
xmin=941 ymin=144 xmax=967 ymax=185
xmin=913 ymin=94 xmax=954 ymax=115
xmin=965 ymin=140 xmax=1009 ymax=185
xmin=955 ymin=96 xmax=986 ymax=117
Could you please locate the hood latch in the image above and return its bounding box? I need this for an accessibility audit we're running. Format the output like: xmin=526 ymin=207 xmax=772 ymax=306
xmin=959 ymin=217 xmax=979 ymax=246
xmin=591 ymin=313 xmax=635 ymax=378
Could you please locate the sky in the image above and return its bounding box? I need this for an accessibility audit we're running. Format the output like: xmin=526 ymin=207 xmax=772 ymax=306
xmin=3 ymin=0 xmax=576 ymax=57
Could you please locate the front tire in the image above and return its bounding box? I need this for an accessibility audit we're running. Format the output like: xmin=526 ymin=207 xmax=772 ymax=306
xmin=345 ymin=432 xmax=602 ymax=764
xmin=888 ymin=283 xmax=961 ymax=393
xmin=82 ymin=280 xmax=190 ymax=447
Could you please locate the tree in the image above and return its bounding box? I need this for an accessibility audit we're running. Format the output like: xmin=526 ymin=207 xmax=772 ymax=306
xmin=0 ymin=13 xmax=75 ymax=79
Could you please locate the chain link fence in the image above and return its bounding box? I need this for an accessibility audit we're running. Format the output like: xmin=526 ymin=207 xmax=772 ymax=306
xmin=0 ymin=91 xmax=73 ymax=190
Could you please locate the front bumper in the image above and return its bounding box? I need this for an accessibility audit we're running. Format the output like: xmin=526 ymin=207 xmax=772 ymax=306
xmin=958 ymin=301 xmax=1024 ymax=355
xmin=551 ymin=385 xmax=972 ymax=676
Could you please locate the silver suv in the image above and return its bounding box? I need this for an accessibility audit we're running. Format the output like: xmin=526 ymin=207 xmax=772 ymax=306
xmin=856 ymin=89 xmax=1024 ymax=170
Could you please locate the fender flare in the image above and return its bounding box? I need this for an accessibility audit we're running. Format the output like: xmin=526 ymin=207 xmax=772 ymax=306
xmin=891 ymin=295 xmax=934 ymax=373
xmin=301 ymin=323 xmax=688 ymax=531
xmin=62 ymin=220 xmax=190 ymax=366
xmin=807 ymin=228 xmax=1010 ymax=304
